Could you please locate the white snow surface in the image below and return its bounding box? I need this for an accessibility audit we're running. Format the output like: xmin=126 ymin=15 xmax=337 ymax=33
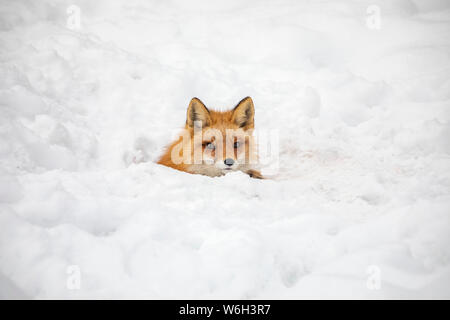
xmin=1 ymin=0 xmax=450 ymax=299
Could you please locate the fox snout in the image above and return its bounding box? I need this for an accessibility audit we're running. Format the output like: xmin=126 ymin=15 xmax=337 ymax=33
xmin=224 ymin=158 xmax=234 ymax=166
xmin=214 ymin=157 xmax=238 ymax=171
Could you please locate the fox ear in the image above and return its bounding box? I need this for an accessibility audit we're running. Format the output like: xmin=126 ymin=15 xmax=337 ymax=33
xmin=186 ymin=97 xmax=211 ymax=128
xmin=232 ymin=97 xmax=254 ymax=129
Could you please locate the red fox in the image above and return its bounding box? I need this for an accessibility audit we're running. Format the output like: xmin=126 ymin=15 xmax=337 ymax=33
xmin=157 ymin=97 xmax=263 ymax=179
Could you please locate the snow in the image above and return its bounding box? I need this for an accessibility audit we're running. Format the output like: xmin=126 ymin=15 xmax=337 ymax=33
xmin=1 ymin=0 xmax=450 ymax=299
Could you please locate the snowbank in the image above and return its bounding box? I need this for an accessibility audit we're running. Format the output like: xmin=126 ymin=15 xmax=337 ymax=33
xmin=0 ymin=0 xmax=449 ymax=298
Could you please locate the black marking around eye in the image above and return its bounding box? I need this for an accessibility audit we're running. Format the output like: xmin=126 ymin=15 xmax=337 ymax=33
xmin=204 ymin=142 xmax=215 ymax=150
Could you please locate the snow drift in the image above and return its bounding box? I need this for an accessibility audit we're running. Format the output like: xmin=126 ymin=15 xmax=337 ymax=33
xmin=0 ymin=0 xmax=450 ymax=299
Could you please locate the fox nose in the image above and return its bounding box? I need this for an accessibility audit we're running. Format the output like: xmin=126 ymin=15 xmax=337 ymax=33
xmin=224 ymin=158 xmax=234 ymax=166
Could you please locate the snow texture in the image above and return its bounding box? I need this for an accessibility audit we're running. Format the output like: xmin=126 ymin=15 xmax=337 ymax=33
xmin=1 ymin=0 xmax=450 ymax=299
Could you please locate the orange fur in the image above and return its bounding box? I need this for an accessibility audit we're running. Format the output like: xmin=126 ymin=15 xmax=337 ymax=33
xmin=157 ymin=97 xmax=263 ymax=179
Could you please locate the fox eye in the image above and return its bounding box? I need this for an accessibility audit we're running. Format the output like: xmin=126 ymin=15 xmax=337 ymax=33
xmin=233 ymin=141 xmax=241 ymax=148
xmin=205 ymin=143 xmax=215 ymax=150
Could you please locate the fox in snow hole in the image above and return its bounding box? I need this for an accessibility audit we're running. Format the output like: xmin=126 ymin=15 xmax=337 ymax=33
xmin=157 ymin=97 xmax=263 ymax=179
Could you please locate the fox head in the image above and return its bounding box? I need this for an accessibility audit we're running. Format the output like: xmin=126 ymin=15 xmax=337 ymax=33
xmin=166 ymin=97 xmax=259 ymax=177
